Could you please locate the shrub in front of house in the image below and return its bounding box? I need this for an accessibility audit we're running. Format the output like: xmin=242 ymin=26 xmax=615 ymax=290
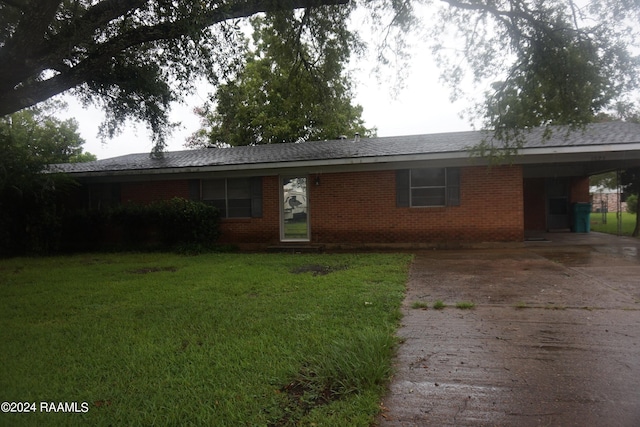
xmin=149 ymin=197 xmax=221 ymax=250
xmin=61 ymin=207 xmax=111 ymax=252
xmin=61 ymin=198 xmax=220 ymax=252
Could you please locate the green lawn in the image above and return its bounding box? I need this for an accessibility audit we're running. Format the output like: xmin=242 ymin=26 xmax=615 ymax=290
xmin=0 ymin=252 xmax=410 ymax=426
xmin=590 ymin=211 xmax=637 ymax=236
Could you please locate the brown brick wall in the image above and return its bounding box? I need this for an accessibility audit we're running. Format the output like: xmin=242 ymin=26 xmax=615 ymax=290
xmin=569 ymin=177 xmax=590 ymax=203
xmin=306 ymin=166 xmax=523 ymax=244
xmin=218 ymin=167 xmax=524 ymax=245
xmin=114 ymin=166 xmax=525 ymax=246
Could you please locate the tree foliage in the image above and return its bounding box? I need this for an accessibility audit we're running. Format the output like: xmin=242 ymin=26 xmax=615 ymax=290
xmin=188 ymin=10 xmax=373 ymax=147
xmin=0 ymin=107 xmax=94 ymax=255
xmin=621 ymin=167 xmax=640 ymax=237
xmin=0 ymin=0 xmax=351 ymax=154
xmin=627 ymin=194 xmax=638 ymax=216
xmin=1 ymin=0 xmax=639 ymax=153
xmin=590 ymin=172 xmax=617 ymax=191
xmin=431 ymin=0 xmax=640 ymax=141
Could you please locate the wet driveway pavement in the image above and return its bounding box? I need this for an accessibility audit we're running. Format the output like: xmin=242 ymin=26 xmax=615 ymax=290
xmin=377 ymin=232 xmax=640 ymax=426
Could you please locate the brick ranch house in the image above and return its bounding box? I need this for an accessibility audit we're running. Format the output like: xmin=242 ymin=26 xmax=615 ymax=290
xmin=52 ymin=122 xmax=640 ymax=249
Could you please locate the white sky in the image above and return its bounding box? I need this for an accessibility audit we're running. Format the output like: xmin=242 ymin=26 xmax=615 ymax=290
xmin=54 ymin=6 xmax=479 ymax=160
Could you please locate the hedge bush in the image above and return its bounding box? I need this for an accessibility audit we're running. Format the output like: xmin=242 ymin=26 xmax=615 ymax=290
xmin=61 ymin=198 xmax=220 ymax=252
xmin=148 ymin=197 xmax=221 ymax=248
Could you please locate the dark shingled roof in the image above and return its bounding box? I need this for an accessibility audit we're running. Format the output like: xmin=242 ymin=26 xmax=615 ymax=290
xmin=51 ymin=122 xmax=640 ymax=175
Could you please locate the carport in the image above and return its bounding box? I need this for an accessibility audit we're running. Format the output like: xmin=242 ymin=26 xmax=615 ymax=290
xmin=519 ymin=128 xmax=640 ymax=235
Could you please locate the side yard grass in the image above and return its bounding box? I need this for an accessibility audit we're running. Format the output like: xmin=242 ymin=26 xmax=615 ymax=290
xmin=590 ymin=212 xmax=637 ymax=236
xmin=0 ymin=252 xmax=411 ymax=426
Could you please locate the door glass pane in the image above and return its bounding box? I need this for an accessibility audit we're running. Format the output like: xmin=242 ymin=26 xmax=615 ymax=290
xmin=282 ymin=177 xmax=308 ymax=240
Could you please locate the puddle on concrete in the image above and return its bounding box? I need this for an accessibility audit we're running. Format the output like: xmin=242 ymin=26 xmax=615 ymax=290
xmin=594 ymin=245 xmax=640 ymax=261
xmin=540 ymin=251 xmax=593 ymax=266
xmin=411 ymin=381 xmax=506 ymax=394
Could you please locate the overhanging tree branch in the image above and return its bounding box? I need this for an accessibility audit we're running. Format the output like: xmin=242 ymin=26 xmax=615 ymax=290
xmin=0 ymin=0 xmax=349 ymax=116
xmin=1 ymin=0 xmax=29 ymax=9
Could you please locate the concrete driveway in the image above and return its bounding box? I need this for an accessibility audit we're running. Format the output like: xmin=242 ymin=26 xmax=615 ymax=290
xmin=377 ymin=232 xmax=640 ymax=426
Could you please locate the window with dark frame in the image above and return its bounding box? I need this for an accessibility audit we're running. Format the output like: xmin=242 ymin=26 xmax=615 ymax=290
xmin=410 ymin=168 xmax=447 ymax=207
xmin=396 ymin=168 xmax=460 ymax=207
xmin=201 ymin=178 xmax=254 ymax=218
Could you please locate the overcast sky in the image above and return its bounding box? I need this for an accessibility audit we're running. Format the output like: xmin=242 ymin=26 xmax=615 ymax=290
xmin=55 ymin=6 xmax=479 ymax=160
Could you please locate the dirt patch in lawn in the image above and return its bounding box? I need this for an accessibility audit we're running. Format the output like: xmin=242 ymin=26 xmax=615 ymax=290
xmin=290 ymin=264 xmax=347 ymax=276
xmin=128 ymin=266 xmax=177 ymax=274
xmin=271 ymin=381 xmax=332 ymax=426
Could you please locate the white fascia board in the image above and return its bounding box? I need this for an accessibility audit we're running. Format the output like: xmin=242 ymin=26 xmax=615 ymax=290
xmin=513 ymin=146 xmax=640 ymax=167
xmin=516 ymin=143 xmax=640 ymax=158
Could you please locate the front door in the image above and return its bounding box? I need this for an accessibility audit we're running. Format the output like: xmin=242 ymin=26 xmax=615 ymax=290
xmin=546 ymin=178 xmax=570 ymax=231
xmin=281 ymin=176 xmax=309 ymax=241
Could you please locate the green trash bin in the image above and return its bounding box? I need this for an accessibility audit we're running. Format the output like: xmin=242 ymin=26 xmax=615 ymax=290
xmin=572 ymin=203 xmax=592 ymax=233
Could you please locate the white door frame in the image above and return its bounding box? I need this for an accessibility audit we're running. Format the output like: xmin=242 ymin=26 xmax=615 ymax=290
xmin=280 ymin=175 xmax=310 ymax=242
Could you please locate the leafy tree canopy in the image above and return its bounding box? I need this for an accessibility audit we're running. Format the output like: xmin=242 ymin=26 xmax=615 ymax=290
xmin=188 ymin=10 xmax=374 ymax=147
xmin=590 ymin=172 xmax=617 ymax=191
xmin=430 ymin=0 xmax=640 ymax=143
xmin=1 ymin=107 xmax=96 ymax=165
xmin=0 ymin=0 xmax=355 ymax=154
xmin=0 ymin=105 xmax=95 ymax=198
xmin=0 ymin=0 xmax=639 ymax=153
xmin=0 ymin=106 xmax=95 ymax=254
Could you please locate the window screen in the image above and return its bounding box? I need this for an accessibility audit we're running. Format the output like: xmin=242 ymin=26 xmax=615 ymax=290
xmin=201 ymin=178 xmax=259 ymax=218
xmin=396 ymin=168 xmax=460 ymax=207
xmin=410 ymin=168 xmax=447 ymax=207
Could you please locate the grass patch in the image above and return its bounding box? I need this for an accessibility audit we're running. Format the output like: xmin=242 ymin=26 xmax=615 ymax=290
xmin=411 ymin=301 xmax=429 ymax=309
xmin=433 ymin=300 xmax=446 ymax=310
xmin=455 ymin=301 xmax=475 ymax=310
xmin=515 ymin=301 xmax=528 ymax=309
xmin=590 ymin=212 xmax=637 ymax=236
xmin=544 ymin=304 xmax=567 ymax=310
xmin=0 ymin=252 xmax=410 ymax=426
